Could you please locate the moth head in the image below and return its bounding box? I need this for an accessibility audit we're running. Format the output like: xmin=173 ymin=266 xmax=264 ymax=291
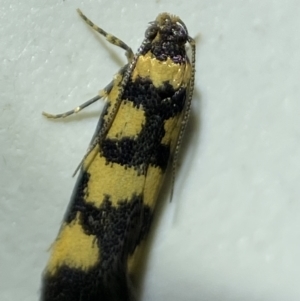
xmin=145 ymin=13 xmax=189 ymax=44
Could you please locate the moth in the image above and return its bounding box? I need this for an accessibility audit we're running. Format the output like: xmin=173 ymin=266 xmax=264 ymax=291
xmin=41 ymin=9 xmax=195 ymax=301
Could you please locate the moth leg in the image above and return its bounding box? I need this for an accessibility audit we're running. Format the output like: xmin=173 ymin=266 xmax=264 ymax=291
xmin=42 ymin=81 xmax=114 ymax=119
xmin=77 ymin=9 xmax=134 ymax=63
xmin=42 ymin=95 xmax=101 ymax=119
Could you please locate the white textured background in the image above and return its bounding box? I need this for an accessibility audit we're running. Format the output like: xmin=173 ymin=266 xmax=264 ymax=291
xmin=1 ymin=0 xmax=300 ymax=300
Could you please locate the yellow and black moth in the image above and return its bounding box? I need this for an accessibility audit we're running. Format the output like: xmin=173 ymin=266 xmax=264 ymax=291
xmin=41 ymin=9 xmax=195 ymax=301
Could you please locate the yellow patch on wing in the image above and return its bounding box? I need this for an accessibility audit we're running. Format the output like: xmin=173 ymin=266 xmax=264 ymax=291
xmin=144 ymin=165 xmax=164 ymax=207
xmin=106 ymin=101 xmax=145 ymax=139
xmin=84 ymin=152 xmax=146 ymax=207
xmin=102 ymin=72 xmax=124 ymax=124
xmin=132 ymin=52 xmax=192 ymax=89
xmin=161 ymin=116 xmax=180 ymax=145
xmin=46 ymin=212 xmax=99 ymax=275
xmin=83 ymin=144 xmax=100 ymax=171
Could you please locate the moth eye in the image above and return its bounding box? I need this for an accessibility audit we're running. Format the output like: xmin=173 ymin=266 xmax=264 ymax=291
xmin=173 ymin=23 xmax=188 ymax=42
xmin=145 ymin=25 xmax=158 ymax=39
